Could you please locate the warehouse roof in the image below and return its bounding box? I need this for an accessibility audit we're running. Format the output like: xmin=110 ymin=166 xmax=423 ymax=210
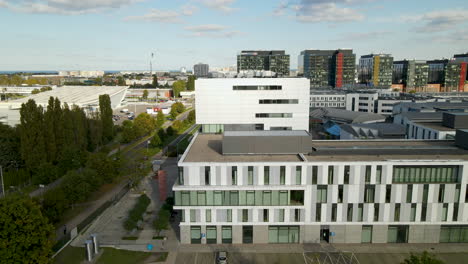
xmin=310 ymin=108 xmax=386 ymax=124
xmin=2 ymin=86 xmax=128 ymax=109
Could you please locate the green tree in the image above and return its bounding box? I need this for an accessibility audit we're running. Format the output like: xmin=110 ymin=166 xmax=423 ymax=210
xmin=95 ymin=77 xmax=103 ymax=85
xmin=86 ymin=152 xmax=116 ymax=184
xmin=0 ymin=195 xmax=54 ymax=264
xmin=31 ymin=88 xmax=40 ymax=94
xmin=156 ymin=109 xmax=165 ymax=127
xmin=187 ymin=75 xmax=196 ymax=91
xmin=41 ymin=187 xmax=67 ymax=224
xmin=0 ymin=124 xmax=22 ymax=171
xmin=32 ymin=162 xmax=59 ymax=185
xmin=166 ymin=126 xmax=175 ymax=136
xmin=121 ymin=120 xmax=136 ymax=143
xmin=157 ymin=128 xmax=167 ymax=142
xmin=172 ymin=80 xmax=186 ymax=97
xmin=401 ymin=251 xmax=444 ymax=264
xmin=61 ymin=170 xmax=92 ymax=205
xmin=133 ymin=113 xmax=156 ymax=137
xmin=142 ymin=89 xmax=149 ymax=100
xmin=170 ymin=105 xmax=178 ymax=119
xmin=87 ymin=113 xmax=103 ymax=151
xmin=99 ymin=94 xmax=114 ymax=143
xmin=187 ymin=109 xmax=195 ymax=123
xmin=152 ymin=75 xmax=158 ymax=87
xmin=172 ymin=120 xmax=183 ymax=132
xmin=19 ymin=99 xmax=46 ymax=171
xmin=153 ymin=209 xmax=170 ymax=236
xmin=117 ymin=76 xmax=126 ymax=86
xmin=149 ymin=133 xmax=162 ymax=148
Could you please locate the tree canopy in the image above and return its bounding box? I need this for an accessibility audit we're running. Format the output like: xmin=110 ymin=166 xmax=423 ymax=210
xmin=0 ymin=195 xmax=54 ymax=264
xmin=142 ymin=89 xmax=149 ymax=99
xmin=187 ymin=75 xmax=196 ymax=91
xmin=172 ymin=80 xmax=186 ymax=97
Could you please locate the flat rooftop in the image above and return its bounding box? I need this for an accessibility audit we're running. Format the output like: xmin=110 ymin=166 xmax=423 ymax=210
xmin=181 ymin=134 xmax=468 ymax=163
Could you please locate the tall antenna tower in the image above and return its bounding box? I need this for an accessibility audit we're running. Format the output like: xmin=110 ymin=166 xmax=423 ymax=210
xmin=150 ymin=52 xmax=154 ymax=76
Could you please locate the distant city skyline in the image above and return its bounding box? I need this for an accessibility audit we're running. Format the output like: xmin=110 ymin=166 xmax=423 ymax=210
xmin=0 ymin=0 xmax=467 ymax=71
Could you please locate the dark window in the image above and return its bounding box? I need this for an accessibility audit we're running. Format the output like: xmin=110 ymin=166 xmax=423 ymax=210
xmin=365 ymin=166 xmax=371 ymax=183
xmin=376 ymin=166 xmax=382 ymax=184
xmin=344 ymin=166 xmax=350 ymax=184
xmin=233 ymin=85 xmax=282 ymax=90
xmin=328 ymin=166 xmax=334 ymax=184
xmin=364 ymin=185 xmax=375 ymax=203
xmin=255 ymin=124 xmax=264 ymax=130
xmin=259 ymin=99 xmax=299 ymax=104
xmin=338 ymin=186 xmax=343 ymax=203
xmin=406 ymin=185 xmax=413 ymax=203
xmin=264 ymin=166 xmax=270 ymax=185
xmin=421 ymin=204 xmax=427 ymax=222
xmin=312 ymin=166 xmax=318 ymax=184
xmin=280 ymin=166 xmax=285 ymax=185
xmin=290 ymin=190 xmax=304 ymax=205
xmin=205 ymin=166 xmax=211 ymax=185
xmin=248 ymin=166 xmax=254 ymax=185
xmin=439 ymin=185 xmax=445 ymax=203
xmin=263 ymin=209 xmax=269 ymax=222
xmin=423 ymin=184 xmax=429 ymax=203
xmin=316 ymin=204 xmax=321 ymax=221
xmin=178 ymin=167 xmax=184 ymax=185
xmin=255 ymin=113 xmax=293 ymax=118
xmin=394 ymin=204 xmax=401 ymax=221
xmin=331 ymin=204 xmax=337 ymax=222
xmin=385 ymin=185 xmax=391 ymax=203
xmin=347 ymin=204 xmax=353 ymax=222
xmin=374 ymin=204 xmax=379 ymax=221
xmin=393 ymin=166 xmax=460 ymax=183
xmin=231 ymin=166 xmax=237 ymax=185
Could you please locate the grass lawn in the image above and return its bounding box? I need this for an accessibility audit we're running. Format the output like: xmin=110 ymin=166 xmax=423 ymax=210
xmin=54 ymin=246 xmax=168 ymax=264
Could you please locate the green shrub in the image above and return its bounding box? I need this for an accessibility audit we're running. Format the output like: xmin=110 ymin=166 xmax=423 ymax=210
xmin=124 ymin=194 xmax=151 ymax=231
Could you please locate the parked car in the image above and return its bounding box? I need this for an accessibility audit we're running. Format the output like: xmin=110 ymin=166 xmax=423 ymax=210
xmin=216 ymin=251 xmax=227 ymax=264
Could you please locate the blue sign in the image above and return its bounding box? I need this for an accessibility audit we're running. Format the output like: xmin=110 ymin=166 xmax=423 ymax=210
xmin=330 ymin=232 xmax=335 ymax=237
xmin=147 ymin=244 xmax=153 ymax=251
xmin=201 ymin=233 xmax=206 ymax=238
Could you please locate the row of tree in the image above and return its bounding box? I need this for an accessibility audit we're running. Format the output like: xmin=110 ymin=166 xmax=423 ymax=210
xmin=121 ymin=111 xmax=165 ymax=143
xmin=0 ymin=75 xmax=48 ymax=86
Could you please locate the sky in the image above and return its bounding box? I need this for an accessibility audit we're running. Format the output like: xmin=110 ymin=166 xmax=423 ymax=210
xmin=0 ymin=0 xmax=467 ymax=71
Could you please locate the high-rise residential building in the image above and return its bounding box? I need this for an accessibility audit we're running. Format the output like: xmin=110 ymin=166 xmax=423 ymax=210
xmin=359 ymin=54 xmax=393 ymax=88
xmin=173 ymin=129 xmax=468 ymax=244
xmin=427 ymin=59 xmax=449 ymax=85
xmin=237 ymin=50 xmax=290 ymax=77
xmin=298 ymin=49 xmax=356 ymax=88
xmin=195 ymin=78 xmax=309 ymax=132
xmin=454 ymin=53 xmax=468 ymax=63
xmin=445 ymin=61 xmax=467 ymax=92
xmin=392 ymin=60 xmax=429 ymax=91
xmin=193 ymin=63 xmax=209 ymax=78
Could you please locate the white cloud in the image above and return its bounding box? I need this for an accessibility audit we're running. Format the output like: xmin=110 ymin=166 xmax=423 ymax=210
xmin=184 ymin=24 xmax=242 ymax=38
xmin=332 ymin=30 xmax=392 ymax=41
xmin=405 ymin=9 xmax=468 ymax=33
xmin=3 ymin=0 xmax=138 ymax=14
xmin=198 ymin=0 xmax=237 ymax=13
xmin=125 ymin=9 xmax=184 ymax=23
xmin=0 ymin=0 xmax=8 ymax=8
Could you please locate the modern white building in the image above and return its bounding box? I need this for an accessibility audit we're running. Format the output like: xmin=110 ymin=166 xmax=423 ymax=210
xmin=174 ymin=130 xmax=468 ymax=244
xmin=0 ymin=86 xmax=127 ymax=126
xmin=195 ymin=78 xmax=309 ymax=132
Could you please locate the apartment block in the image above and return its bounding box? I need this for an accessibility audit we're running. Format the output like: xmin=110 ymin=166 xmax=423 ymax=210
xmin=359 ymin=54 xmax=393 ymax=88
xmin=237 ymin=51 xmax=290 ymax=77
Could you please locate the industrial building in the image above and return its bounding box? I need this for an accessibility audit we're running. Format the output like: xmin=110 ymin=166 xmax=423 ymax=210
xmin=174 ymin=129 xmax=468 ymax=244
xmin=237 ymin=51 xmax=290 ymax=77
xmin=195 ymin=78 xmax=309 ymax=132
xmin=0 ymin=86 xmax=127 ymax=126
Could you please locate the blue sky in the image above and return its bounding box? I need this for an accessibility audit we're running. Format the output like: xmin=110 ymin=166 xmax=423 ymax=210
xmin=0 ymin=0 xmax=467 ymax=71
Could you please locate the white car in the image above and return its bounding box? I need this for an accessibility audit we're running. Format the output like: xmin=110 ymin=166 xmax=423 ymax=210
xmin=216 ymin=251 xmax=227 ymax=264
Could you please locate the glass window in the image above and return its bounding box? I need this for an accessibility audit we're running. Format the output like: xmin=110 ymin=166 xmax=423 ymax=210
xmin=206 ymin=209 xmax=211 ymax=222
xmin=438 ymin=185 xmax=445 ymax=203
xmin=386 ymin=185 xmax=391 ymax=203
xmin=280 ymin=166 xmax=285 ymax=185
xmin=290 ymin=190 xmax=304 ymax=205
xmin=317 ymin=186 xmax=327 ymax=203
xmin=453 ymin=203 xmax=459 ymax=221
xmin=190 ymin=209 xmax=196 ymax=222
xmin=272 ymin=191 xmax=279 ymax=205
xmin=205 ymin=166 xmax=211 ymax=185
xmin=296 ymin=166 xmax=302 ymax=185
xmin=181 ymin=209 xmax=185 ymax=222
xmin=316 ymin=204 xmax=321 ymax=222
xmin=358 ymin=204 xmax=364 ymax=222
xmin=328 ymin=166 xmax=334 ymax=184
xmin=362 ymin=226 xmax=372 ymax=243
xmin=230 ymin=191 xmax=239 ymax=206
xmin=222 ymin=226 xmax=232 ymax=244
xmin=246 ymin=191 xmax=255 ymax=206
xmin=227 ymin=209 xmax=232 ymax=222
xmin=279 ymin=209 xmax=285 ymax=222
xmin=190 ymin=226 xmax=201 ymax=244
xmin=394 ymin=204 xmax=400 ymax=221
xmin=365 ymin=166 xmax=371 ymax=183
xmin=364 ymin=185 xmax=375 ymax=203
xmin=279 ymin=191 xmax=288 ymax=206
xmin=338 ymin=186 xmax=343 ymax=203
xmin=263 ymin=209 xmax=269 ymax=222
xmin=442 ymin=204 xmax=448 ymax=221
xmin=197 ymin=191 xmax=206 ymax=206
xmin=421 ymin=204 xmax=427 ymax=222
xmin=374 ymin=204 xmax=379 ymax=221
xmin=331 ymin=205 xmax=337 ymax=222
xmin=392 ymin=166 xmax=460 ymax=183
xmin=231 ymin=166 xmax=237 ymax=185
xmin=344 ymin=166 xmax=350 ymax=184
xmin=242 ymin=209 xmax=248 ymax=222
xmin=455 ymin=184 xmax=461 ymax=203
xmin=263 ymin=191 xmax=271 ymax=206
xmin=376 ymin=166 xmax=382 ymax=184
xmin=410 ymin=204 xmax=416 ymax=222
xmin=206 ymin=226 xmax=217 ymax=244
xmin=214 ymin=191 xmax=222 ymax=206
xmin=406 ymin=185 xmax=413 ymax=203
xmin=264 ymin=166 xmax=270 ymax=185
xmin=178 ymin=167 xmax=184 ymax=185
xmin=248 ymin=166 xmax=254 ymax=185
xmin=347 ymin=204 xmax=353 ymax=222
xmin=206 ymin=191 xmax=214 ymax=205
xmin=312 ymin=166 xmax=318 ymax=184
xmin=182 ymin=191 xmax=190 ymax=206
